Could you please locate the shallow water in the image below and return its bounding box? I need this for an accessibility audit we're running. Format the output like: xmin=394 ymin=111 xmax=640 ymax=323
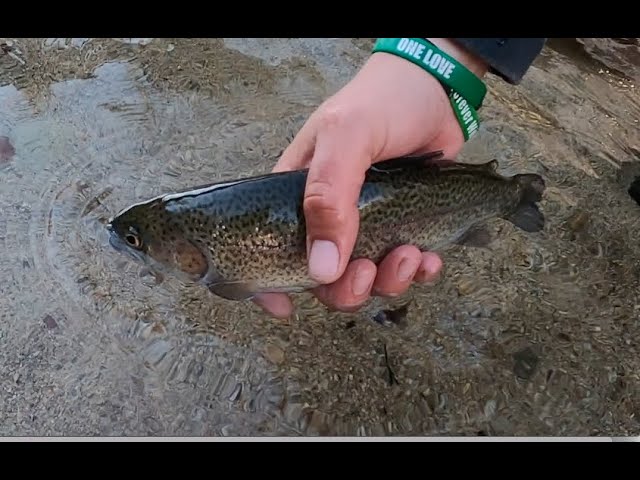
xmin=0 ymin=38 xmax=639 ymax=436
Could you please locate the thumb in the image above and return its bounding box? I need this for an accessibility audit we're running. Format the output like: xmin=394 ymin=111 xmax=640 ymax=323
xmin=302 ymin=115 xmax=372 ymax=284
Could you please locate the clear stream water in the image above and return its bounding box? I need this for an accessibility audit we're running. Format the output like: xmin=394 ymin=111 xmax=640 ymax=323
xmin=0 ymin=38 xmax=639 ymax=436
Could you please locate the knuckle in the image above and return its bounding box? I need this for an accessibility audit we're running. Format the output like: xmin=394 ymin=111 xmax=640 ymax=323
xmin=316 ymin=103 xmax=357 ymax=132
xmin=317 ymin=104 xmax=345 ymax=129
xmin=303 ymin=180 xmax=346 ymax=225
xmin=315 ymin=282 xmax=365 ymax=312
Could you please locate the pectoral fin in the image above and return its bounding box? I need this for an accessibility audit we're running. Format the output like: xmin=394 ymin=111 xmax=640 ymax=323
xmin=207 ymin=281 xmax=256 ymax=301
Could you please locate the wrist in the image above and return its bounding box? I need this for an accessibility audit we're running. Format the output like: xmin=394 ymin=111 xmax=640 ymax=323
xmin=424 ymin=38 xmax=489 ymax=79
xmin=371 ymin=38 xmax=486 ymax=141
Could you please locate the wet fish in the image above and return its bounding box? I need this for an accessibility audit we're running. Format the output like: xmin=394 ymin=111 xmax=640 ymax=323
xmin=106 ymin=151 xmax=546 ymax=301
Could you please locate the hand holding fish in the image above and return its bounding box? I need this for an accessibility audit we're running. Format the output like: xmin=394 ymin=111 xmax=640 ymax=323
xmin=253 ymin=39 xmax=490 ymax=318
xmin=107 ymin=39 xmax=546 ymax=322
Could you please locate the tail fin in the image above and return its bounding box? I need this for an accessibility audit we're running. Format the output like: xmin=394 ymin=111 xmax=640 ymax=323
xmin=505 ymin=174 xmax=546 ymax=233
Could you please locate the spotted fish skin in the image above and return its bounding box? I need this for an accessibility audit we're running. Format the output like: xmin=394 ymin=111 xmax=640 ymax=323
xmin=107 ymin=152 xmax=545 ymax=301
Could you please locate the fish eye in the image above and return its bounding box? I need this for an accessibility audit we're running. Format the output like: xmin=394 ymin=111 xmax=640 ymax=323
xmin=124 ymin=228 xmax=143 ymax=249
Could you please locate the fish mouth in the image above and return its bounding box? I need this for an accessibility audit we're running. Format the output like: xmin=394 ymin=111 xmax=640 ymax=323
xmin=107 ymin=225 xmax=124 ymax=252
xmin=107 ymin=226 xmax=147 ymax=265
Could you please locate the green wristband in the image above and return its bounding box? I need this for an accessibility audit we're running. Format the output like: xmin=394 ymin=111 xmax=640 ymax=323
xmin=447 ymin=89 xmax=481 ymax=141
xmin=372 ymin=37 xmax=482 ymax=141
xmin=372 ymin=37 xmax=487 ymax=110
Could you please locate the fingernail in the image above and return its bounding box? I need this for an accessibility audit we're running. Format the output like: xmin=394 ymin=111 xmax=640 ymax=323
xmin=352 ymin=264 xmax=374 ymax=296
xmin=309 ymin=240 xmax=339 ymax=282
xmin=253 ymin=294 xmax=293 ymax=320
xmin=397 ymin=258 xmax=418 ymax=282
xmin=423 ymin=253 xmax=443 ymax=276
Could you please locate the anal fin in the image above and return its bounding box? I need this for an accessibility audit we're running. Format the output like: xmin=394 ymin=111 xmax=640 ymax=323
xmin=455 ymin=224 xmax=493 ymax=249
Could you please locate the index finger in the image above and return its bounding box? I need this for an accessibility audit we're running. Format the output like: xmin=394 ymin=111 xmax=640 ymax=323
xmin=272 ymin=115 xmax=318 ymax=173
xmin=301 ymin=110 xmax=372 ymax=284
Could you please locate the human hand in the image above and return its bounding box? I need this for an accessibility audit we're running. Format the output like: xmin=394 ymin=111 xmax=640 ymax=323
xmin=254 ymin=38 xmax=488 ymax=318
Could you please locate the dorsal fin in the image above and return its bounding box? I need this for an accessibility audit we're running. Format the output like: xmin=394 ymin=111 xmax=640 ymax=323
xmin=482 ymin=159 xmax=499 ymax=172
xmin=370 ymin=153 xmax=501 ymax=175
xmin=371 ymin=151 xmax=448 ymax=172
xmin=458 ymin=159 xmax=499 ymax=173
xmin=432 ymin=158 xmax=501 ymax=175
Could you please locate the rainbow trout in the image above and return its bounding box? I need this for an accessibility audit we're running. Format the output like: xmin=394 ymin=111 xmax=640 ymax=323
xmin=106 ymin=152 xmax=545 ymax=301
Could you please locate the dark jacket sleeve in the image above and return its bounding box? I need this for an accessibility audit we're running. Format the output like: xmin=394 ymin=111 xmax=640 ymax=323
xmin=452 ymin=38 xmax=547 ymax=84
